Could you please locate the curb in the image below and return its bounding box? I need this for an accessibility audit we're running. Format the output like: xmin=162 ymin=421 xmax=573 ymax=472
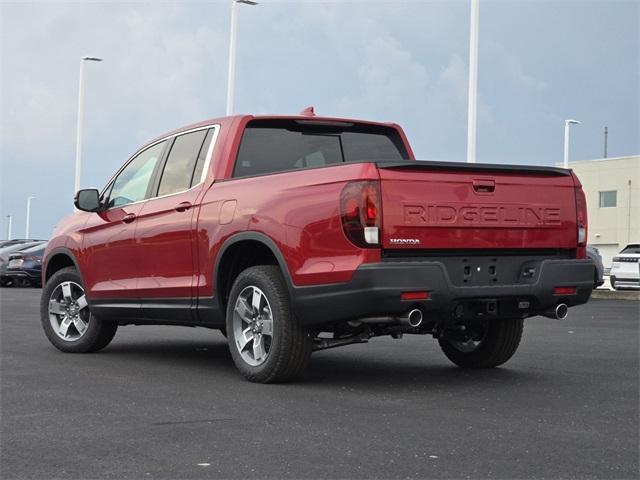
xmin=591 ymin=290 xmax=640 ymax=301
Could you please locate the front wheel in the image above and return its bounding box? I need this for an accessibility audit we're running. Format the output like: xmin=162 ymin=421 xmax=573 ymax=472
xmin=439 ymin=318 xmax=523 ymax=368
xmin=226 ymin=265 xmax=312 ymax=383
xmin=40 ymin=267 xmax=118 ymax=353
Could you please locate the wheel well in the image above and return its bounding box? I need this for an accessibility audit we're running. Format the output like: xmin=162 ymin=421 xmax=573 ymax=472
xmin=45 ymin=253 xmax=75 ymax=282
xmin=217 ymin=240 xmax=280 ymax=310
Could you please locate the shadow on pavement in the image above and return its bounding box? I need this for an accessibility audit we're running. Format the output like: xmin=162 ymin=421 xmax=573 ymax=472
xmin=98 ymin=336 xmax=544 ymax=391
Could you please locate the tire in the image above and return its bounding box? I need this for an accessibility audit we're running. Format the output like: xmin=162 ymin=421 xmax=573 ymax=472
xmin=439 ymin=318 xmax=524 ymax=368
xmin=40 ymin=267 xmax=118 ymax=353
xmin=225 ymin=265 xmax=312 ymax=383
xmin=610 ymin=276 xmax=618 ymax=290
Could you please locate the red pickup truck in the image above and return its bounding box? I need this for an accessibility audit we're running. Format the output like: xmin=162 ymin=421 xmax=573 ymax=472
xmin=41 ymin=111 xmax=594 ymax=382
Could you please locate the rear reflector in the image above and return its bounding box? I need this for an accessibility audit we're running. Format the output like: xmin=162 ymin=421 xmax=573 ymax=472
xmin=554 ymin=286 xmax=577 ymax=295
xmin=401 ymin=291 xmax=430 ymax=301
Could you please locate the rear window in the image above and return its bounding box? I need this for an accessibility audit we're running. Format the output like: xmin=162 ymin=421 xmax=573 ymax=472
xmin=233 ymin=120 xmax=408 ymax=178
xmin=621 ymin=245 xmax=640 ymax=254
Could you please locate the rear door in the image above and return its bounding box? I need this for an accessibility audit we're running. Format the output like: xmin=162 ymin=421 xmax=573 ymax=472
xmin=134 ymin=126 xmax=216 ymax=320
xmin=377 ymin=163 xmax=577 ymax=252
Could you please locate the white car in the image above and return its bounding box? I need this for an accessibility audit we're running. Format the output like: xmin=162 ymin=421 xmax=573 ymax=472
xmin=610 ymin=244 xmax=640 ymax=290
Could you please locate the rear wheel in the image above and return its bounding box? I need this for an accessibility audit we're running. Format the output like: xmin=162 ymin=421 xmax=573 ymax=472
xmin=226 ymin=265 xmax=312 ymax=383
xmin=439 ymin=318 xmax=523 ymax=368
xmin=40 ymin=267 xmax=118 ymax=353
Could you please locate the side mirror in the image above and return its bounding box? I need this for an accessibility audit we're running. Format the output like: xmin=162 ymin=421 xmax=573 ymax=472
xmin=74 ymin=189 xmax=101 ymax=212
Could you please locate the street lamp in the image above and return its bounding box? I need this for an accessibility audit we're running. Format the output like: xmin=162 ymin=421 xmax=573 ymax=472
xmin=6 ymin=215 xmax=13 ymax=240
xmin=74 ymin=56 xmax=103 ymax=198
xmin=25 ymin=196 xmax=36 ymax=238
xmin=226 ymin=0 xmax=258 ymax=116
xmin=563 ymin=119 xmax=581 ymax=168
xmin=466 ymin=0 xmax=480 ymax=164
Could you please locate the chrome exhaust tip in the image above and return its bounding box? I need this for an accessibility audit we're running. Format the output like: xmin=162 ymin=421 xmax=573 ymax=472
xmin=542 ymin=303 xmax=569 ymax=320
xmin=555 ymin=303 xmax=568 ymax=320
xmin=407 ymin=309 xmax=423 ymax=328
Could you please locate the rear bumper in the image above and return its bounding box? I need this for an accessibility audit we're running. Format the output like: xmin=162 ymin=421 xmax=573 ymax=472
xmin=610 ymin=264 xmax=640 ymax=280
xmin=292 ymin=259 xmax=594 ymax=326
xmin=3 ymin=269 xmax=41 ymax=282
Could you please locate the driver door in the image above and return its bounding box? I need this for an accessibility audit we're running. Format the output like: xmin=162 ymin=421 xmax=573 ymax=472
xmin=80 ymin=140 xmax=168 ymax=302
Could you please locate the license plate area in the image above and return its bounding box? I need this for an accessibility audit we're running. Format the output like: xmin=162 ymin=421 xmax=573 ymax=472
xmin=439 ymin=255 xmax=543 ymax=286
xmin=8 ymin=259 xmax=23 ymax=269
xmin=461 ymin=258 xmax=499 ymax=285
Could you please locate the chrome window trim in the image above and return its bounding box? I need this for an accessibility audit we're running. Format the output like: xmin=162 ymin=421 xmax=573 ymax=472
xmin=100 ymin=124 xmax=220 ymax=208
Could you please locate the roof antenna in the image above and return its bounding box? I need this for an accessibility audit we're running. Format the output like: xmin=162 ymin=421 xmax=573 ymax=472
xmin=299 ymin=106 xmax=315 ymax=117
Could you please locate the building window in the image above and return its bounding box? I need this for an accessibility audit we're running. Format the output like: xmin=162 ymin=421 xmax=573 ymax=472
xmin=599 ymin=190 xmax=617 ymax=208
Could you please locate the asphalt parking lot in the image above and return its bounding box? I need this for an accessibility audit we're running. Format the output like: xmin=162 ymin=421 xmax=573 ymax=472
xmin=1 ymin=288 xmax=638 ymax=480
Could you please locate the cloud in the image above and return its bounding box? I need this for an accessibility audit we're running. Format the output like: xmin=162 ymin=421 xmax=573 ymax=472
xmin=0 ymin=1 xmax=638 ymax=239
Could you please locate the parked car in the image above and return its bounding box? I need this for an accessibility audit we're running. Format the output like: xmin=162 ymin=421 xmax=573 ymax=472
xmin=610 ymin=244 xmax=640 ymax=290
xmin=0 ymin=241 xmax=46 ymax=286
xmin=586 ymin=245 xmax=605 ymax=288
xmin=0 ymin=239 xmax=45 ymax=249
xmin=3 ymin=242 xmax=48 ymax=287
xmin=41 ymin=111 xmax=594 ymax=383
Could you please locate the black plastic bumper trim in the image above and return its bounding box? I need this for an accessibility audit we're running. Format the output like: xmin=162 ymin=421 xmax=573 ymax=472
xmin=291 ymin=259 xmax=594 ymax=326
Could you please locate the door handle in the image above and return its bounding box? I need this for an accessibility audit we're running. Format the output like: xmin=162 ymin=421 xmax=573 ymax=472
xmin=122 ymin=213 xmax=137 ymax=224
xmin=472 ymin=179 xmax=495 ymax=194
xmin=175 ymin=202 xmax=192 ymax=212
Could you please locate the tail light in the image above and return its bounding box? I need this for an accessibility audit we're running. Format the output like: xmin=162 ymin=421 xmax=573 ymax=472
xmin=575 ymin=187 xmax=587 ymax=259
xmin=554 ymin=286 xmax=577 ymax=295
xmin=340 ymin=180 xmax=381 ymax=248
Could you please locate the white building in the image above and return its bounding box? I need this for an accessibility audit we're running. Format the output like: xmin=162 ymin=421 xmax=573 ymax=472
xmin=568 ymin=155 xmax=640 ymax=267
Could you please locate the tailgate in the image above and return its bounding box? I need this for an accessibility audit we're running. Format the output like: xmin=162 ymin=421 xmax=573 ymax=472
xmin=377 ymin=161 xmax=577 ymax=251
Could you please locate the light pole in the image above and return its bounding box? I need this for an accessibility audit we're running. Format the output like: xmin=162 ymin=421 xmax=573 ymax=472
xmin=466 ymin=0 xmax=480 ymax=164
xmin=25 ymin=196 xmax=35 ymax=238
xmin=226 ymin=0 xmax=258 ymax=116
xmin=6 ymin=215 xmax=13 ymax=240
xmin=74 ymin=56 xmax=103 ymax=197
xmin=563 ymin=119 xmax=581 ymax=168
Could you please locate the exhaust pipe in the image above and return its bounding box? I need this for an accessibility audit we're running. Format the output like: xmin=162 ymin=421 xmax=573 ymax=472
xmin=555 ymin=303 xmax=569 ymax=320
xmin=356 ymin=308 xmax=424 ymax=327
xmin=404 ymin=309 xmax=423 ymax=328
xmin=542 ymin=303 xmax=569 ymax=320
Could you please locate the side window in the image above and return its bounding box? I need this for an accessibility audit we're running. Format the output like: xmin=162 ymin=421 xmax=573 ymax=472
xmin=107 ymin=141 xmax=166 ymax=209
xmin=191 ymin=129 xmax=214 ymax=187
xmin=157 ymin=130 xmax=209 ymax=196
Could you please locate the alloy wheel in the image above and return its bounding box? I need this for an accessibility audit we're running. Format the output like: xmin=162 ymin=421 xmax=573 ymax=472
xmin=48 ymin=281 xmax=90 ymax=341
xmin=232 ymin=285 xmax=274 ymax=366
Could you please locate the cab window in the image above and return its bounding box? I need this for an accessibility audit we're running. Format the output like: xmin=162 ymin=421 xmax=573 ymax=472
xmin=107 ymin=141 xmax=166 ymax=208
xmin=233 ymin=119 xmax=408 ymax=178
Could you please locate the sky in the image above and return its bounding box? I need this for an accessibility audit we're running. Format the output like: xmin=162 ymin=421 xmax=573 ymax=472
xmin=1 ymin=0 xmax=638 ymax=240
